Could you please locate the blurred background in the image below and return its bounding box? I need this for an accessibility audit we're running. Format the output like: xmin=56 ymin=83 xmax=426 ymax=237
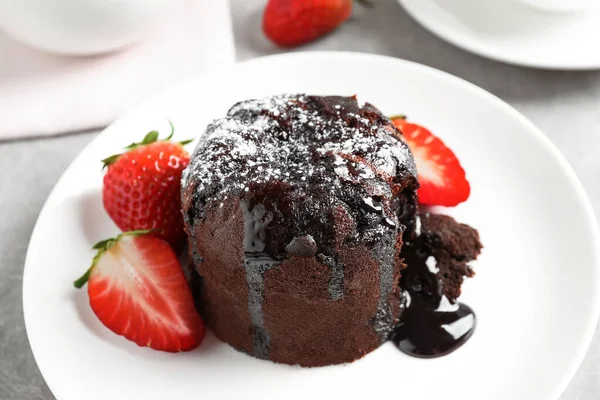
xmin=1 ymin=0 xmax=599 ymax=398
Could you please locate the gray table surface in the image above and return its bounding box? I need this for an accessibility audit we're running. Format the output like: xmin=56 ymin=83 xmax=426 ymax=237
xmin=2 ymin=0 xmax=600 ymax=399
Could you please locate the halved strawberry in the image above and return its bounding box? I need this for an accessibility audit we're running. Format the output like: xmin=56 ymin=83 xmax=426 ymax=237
xmin=74 ymin=230 xmax=205 ymax=352
xmin=391 ymin=116 xmax=470 ymax=207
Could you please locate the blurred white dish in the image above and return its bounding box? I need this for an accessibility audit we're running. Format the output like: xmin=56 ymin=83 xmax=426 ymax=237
xmin=400 ymin=0 xmax=600 ymax=70
xmin=0 ymin=0 xmax=183 ymax=55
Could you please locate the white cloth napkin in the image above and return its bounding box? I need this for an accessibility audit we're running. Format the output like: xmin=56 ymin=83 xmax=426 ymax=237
xmin=0 ymin=0 xmax=235 ymax=141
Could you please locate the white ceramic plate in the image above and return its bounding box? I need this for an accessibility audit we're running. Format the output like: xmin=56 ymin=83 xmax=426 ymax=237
xmin=399 ymin=0 xmax=600 ymax=70
xmin=23 ymin=52 xmax=600 ymax=400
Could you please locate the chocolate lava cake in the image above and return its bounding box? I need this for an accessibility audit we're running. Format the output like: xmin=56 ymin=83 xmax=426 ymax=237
xmin=181 ymin=95 xmax=419 ymax=366
xmin=181 ymin=94 xmax=482 ymax=366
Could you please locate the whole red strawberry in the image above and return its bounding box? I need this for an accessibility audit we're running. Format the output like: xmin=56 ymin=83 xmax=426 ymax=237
xmin=74 ymin=230 xmax=205 ymax=352
xmin=263 ymin=0 xmax=356 ymax=47
xmin=102 ymin=123 xmax=192 ymax=250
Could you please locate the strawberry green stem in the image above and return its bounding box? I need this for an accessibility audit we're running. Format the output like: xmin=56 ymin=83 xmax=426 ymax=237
xmin=101 ymin=121 xmax=193 ymax=170
xmin=165 ymin=120 xmax=175 ymax=141
xmin=73 ymin=267 xmax=92 ymax=289
xmin=389 ymin=114 xmax=407 ymax=120
xmin=73 ymin=229 xmax=156 ymax=289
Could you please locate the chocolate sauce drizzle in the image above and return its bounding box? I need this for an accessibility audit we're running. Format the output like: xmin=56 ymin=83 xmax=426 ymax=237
xmin=361 ymin=195 xmax=399 ymax=341
xmin=241 ymin=201 xmax=280 ymax=359
xmin=392 ymin=292 xmax=475 ymax=358
xmin=316 ymin=254 xmax=344 ymax=301
xmin=392 ymin=242 xmax=476 ymax=358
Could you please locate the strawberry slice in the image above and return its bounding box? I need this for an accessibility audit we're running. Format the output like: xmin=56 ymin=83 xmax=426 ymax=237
xmin=391 ymin=116 xmax=470 ymax=207
xmin=74 ymin=230 xmax=205 ymax=352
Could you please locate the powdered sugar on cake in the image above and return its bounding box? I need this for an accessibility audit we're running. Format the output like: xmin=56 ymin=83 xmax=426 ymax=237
xmin=181 ymin=94 xmax=417 ymax=211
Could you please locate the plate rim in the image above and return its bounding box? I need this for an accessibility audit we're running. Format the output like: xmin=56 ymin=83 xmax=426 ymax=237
xmin=399 ymin=0 xmax=600 ymax=70
xmin=22 ymin=51 xmax=600 ymax=400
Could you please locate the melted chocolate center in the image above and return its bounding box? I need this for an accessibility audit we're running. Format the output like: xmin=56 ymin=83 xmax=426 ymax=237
xmin=391 ymin=292 xmax=475 ymax=358
xmin=392 ymin=239 xmax=476 ymax=358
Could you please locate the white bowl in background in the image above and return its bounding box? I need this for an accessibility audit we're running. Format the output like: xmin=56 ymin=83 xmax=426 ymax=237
xmin=399 ymin=0 xmax=600 ymax=70
xmin=0 ymin=0 xmax=183 ymax=55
